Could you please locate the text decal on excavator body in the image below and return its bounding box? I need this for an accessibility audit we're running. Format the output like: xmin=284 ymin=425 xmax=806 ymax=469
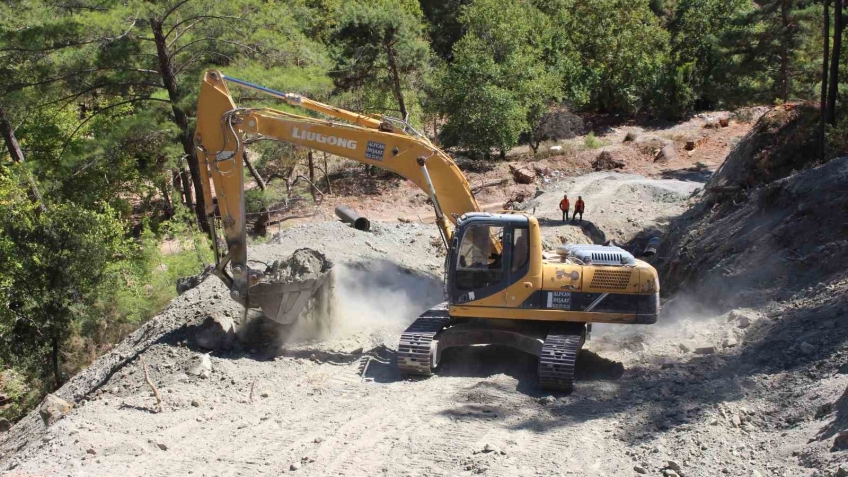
xmin=291 ymin=127 xmax=358 ymax=150
xmin=365 ymin=141 xmax=385 ymax=161
xmin=546 ymin=291 xmax=572 ymax=310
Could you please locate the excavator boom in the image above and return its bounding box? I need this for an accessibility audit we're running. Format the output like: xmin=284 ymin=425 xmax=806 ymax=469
xmin=194 ymin=70 xmax=480 ymax=323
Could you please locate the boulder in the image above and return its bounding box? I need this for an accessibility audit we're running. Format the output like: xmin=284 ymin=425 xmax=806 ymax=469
xmin=654 ymin=144 xmax=679 ymax=163
xmin=508 ymin=165 xmax=535 ymax=184
xmin=729 ymin=309 xmax=757 ymax=329
xmin=799 ymin=341 xmax=817 ymax=355
xmin=188 ymin=353 xmax=213 ymax=379
xmin=719 ymin=117 xmax=730 ymax=127
xmin=39 ymin=394 xmax=72 ymax=426
xmin=593 ymin=151 xmax=626 ymax=171
xmin=834 ymin=431 xmax=848 ymax=451
xmin=193 ymin=314 xmax=236 ymax=351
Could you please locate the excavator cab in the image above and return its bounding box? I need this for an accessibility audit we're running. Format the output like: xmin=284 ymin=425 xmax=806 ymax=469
xmin=448 ymin=213 xmax=531 ymax=307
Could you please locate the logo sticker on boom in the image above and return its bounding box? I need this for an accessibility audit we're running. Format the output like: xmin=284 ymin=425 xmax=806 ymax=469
xmin=365 ymin=141 xmax=385 ymax=161
xmin=546 ymin=291 xmax=572 ymax=310
xmin=291 ymin=127 xmax=357 ymax=150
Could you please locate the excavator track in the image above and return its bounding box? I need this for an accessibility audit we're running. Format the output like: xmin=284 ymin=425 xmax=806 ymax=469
xmin=538 ymin=323 xmax=586 ymax=392
xmin=397 ymin=303 xmax=451 ymax=376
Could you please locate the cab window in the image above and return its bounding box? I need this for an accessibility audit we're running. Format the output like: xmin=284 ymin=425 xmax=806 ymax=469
xmin=456 ymin=225 xmax=503 ymax=291
xmin=511 ymin=227 xmax=529 ymax=273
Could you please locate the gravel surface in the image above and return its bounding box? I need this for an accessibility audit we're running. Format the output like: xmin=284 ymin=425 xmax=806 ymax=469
xmin=2 ymin=164 xmax=846 ymax=476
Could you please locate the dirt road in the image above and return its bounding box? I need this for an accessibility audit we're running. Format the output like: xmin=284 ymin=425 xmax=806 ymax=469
xmin=3 ymin=170 xmax=846 ymax=477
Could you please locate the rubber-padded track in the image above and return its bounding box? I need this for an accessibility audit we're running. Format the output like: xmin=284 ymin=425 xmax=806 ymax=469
xmin=397 ymin=303 xmax=450 ymax=376
xmin=538 ymin=323 xmax=586 ymax=392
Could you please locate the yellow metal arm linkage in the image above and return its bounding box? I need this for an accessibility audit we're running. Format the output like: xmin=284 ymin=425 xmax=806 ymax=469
xmin=193 ymin=70 xmax=480 ymax=301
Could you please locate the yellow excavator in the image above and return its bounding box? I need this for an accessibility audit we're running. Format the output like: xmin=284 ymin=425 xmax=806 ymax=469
xmin=194 ymin=70 xmax=659 ymax=390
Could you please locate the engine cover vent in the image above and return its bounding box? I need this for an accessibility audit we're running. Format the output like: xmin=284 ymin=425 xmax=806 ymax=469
xmin=556 ymin=244 xmax=636 ymax=266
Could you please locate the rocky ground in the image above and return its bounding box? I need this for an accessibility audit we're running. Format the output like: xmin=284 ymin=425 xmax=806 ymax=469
xmin=2 ymin=107 xmax=847 ymax=477
xmin=267 ymin=108 xmax=761 ymax=230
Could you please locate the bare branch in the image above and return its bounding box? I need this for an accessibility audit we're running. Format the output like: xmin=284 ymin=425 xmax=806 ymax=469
xmin=2 ymin=67 xmax=161 ymax=96
xmin=164 ymin=15 xmax=243 ymax=39
xmin=58 ymin=97 xmax=172 ymax=158
xmin=161 ymin=0 xmax=194 ymax=24
xmin=175 ymin=51 xmax=234 ymax=74
xmin=141 ymin=356 xmax=163 ymax=413
xmin=33 ymin=81 xmax=166 ymax=112
xmin=171 ymin=37 xmax=259 ymax=59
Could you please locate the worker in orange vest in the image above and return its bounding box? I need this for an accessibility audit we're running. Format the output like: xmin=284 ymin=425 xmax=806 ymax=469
xmin=559 ymin=194 xmax=570 ymax=222
xmin=574 ymin=196 xmax=585 ymax=222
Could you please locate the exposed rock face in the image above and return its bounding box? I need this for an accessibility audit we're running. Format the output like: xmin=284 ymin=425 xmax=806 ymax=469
xmin=38 ymin=394 xmax=72 ymax=426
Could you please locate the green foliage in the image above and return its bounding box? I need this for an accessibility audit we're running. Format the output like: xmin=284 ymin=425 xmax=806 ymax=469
xmin=659 ymin=0 xmax=754 ymax=113
xmin=0 ymin=172 xmax=129 ymax=385
xmin=420 ymin=0 xmax=471 ymax=62
xmin=0 ymin=369 xmax=40 ymax=423
xmin=329 ymin=0 xmax=430 ymax=120
xmin=435 ymin=0 xmax=561 ymax=155
xmin=718 ymin=0 xmax=819 ymax=105
xmin=583 ymin=132 xmax=603 ymax=149
xmin=245 ymin=186 xmax=286 ymax=214
xmin=541 ymin=0 xmax=670 ymax=114
xmin=827 ymin=115 xmax=848 ymax=157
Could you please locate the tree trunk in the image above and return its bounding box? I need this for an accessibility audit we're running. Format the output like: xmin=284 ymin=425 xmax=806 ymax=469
xmin=150 ymin=18 xmax=209 ymax=233
xmin=180 ymin=167 xmax=193 ymax=209
xmin=243 ymin=150 xmax=266 ymax=191
xmin=1 ymin=105 xmax=47 ymax=212
xmin=52 ymin=336 xmax=61 ymax=389
xmin=385 ymin=43 xmax=408 ymax=120
xmin=0 ymin=106 xmax=25 ymax=164
xmin=307 ymin=151 xmax=316 ymax=201
xmin=323 ymin=153 xmax=332 ymax=195
xmin=779 ymin=0 xmax=791 ymax=102
xmin=828 ymin=0 xmax=843 ymax=124
xmin=160 ymin=180 xmax=173 ymax=218
xmin=172 ymin=169 xmax=184 ymax=204
xmin=822 ymin=0 xmax=831 ymax=157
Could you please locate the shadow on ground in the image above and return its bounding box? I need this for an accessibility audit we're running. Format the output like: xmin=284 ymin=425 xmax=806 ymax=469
xmin=362 ymin=345 xmax=625 ymax=396
xmin=660 ymin=166 xmax=713 ymax=183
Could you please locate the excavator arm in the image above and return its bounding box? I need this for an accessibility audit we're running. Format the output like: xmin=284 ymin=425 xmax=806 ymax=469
xmin=193 ymin=70 xmax=480 ymax=320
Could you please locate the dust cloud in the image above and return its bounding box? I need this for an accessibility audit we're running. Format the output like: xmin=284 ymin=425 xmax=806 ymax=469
xmin=283 ymin=260 xmax=445 ymax=344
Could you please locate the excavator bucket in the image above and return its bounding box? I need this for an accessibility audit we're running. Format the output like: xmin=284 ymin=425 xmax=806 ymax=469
xmin=248 ymin=272 xmax=332 ymax=325
xmin=247 ymin=248 xmax=334 ymax=325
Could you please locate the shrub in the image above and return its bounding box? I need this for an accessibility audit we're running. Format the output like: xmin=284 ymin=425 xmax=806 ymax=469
xmin=584 ymin=132 xmax=602 ymax=149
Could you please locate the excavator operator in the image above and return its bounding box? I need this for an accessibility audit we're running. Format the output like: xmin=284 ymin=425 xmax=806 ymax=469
xmin=459 ymin=226 xmax=501 ymax=269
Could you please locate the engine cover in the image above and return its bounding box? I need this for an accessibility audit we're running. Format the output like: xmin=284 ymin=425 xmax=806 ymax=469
xmin=556 ymin=244 xmax=636 ymax=266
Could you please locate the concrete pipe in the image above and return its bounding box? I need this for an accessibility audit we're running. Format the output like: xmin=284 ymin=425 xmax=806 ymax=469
xmin=643 ymin=236 xmax=661 ymax=257
xmin=335 ymin=205 xmax=371 ymax=231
